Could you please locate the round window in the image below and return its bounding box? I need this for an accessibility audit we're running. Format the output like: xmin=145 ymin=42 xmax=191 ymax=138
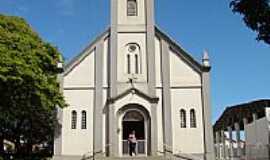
xmin=128 ymin=44 xmax=137 ymax=52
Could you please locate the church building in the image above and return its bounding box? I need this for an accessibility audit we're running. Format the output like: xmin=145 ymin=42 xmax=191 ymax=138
xmin=54 ymin=0 xmax=215 ymax=159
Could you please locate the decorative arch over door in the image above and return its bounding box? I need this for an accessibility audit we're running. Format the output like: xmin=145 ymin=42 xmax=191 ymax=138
xmin=117 ymin=104 xmax=151 ymax=156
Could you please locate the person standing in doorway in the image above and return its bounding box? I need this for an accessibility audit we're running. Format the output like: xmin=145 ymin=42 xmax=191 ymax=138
xmin=128 ymin=130 xmax=137 ymax=156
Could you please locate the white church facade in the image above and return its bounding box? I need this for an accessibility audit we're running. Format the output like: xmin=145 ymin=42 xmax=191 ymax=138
xmin=54 ymin=0 xmax=215 ymax=159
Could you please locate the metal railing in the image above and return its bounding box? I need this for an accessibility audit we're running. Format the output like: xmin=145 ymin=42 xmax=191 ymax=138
xmin=122 ymin=140 xmax=146 ymax=155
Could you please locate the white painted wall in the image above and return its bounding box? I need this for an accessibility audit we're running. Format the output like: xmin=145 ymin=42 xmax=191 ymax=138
xmin=102 ymin=89 xmax=108 ymax=153
xmin=60 ymin=49 xmax=96 ymax=156
xmin=171 ymin=88 xmax=205 ymax=154
xmin=156 ymin=89 xmax=164 ymax=154
xmin=155 ymin=37 xmax=162 ymax=87
xmin=61 ymin=89 xmax=94 ymax=156
xmin=103 ymin=38 xmax=109 ymax=87
xmin=64 ymin=51 xmax=95 ymax=88
xmin=169 ymin=50 xmax=201 ymax=87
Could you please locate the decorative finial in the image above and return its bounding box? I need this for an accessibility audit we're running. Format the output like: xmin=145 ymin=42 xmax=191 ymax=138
xmin=202 ymin=50 xmax=210 ymax=67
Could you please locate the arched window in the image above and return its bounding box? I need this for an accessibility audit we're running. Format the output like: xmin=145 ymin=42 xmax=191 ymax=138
xmin=71 ymin=110 xmax=77 ymax=129
xmin=135 ymin=54 xmax=139 ymax=74
xmin=126 ymin=43 xmax=140 ymax=75
xmin=127 ymin=0 xmax=137 ymax=16
xmin=81 ymin=110 xmax=87 ymax=129
xmin=180 ymin=109 xmax=186 ymax=128
xmin=190 ymin=109 xmax=196 ymax=128
xmin=127 ymin=54 xmax=131 ymax=74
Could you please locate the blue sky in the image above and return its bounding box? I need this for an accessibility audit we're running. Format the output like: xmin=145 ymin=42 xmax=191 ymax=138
xmin=0 ymin=0 xmax=269 ymax=123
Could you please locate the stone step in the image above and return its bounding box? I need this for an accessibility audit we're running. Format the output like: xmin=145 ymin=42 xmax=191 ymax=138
xmin=54 ymin=154 xmax=199 ymax=160
xmin=93 ymin=156 xmax=189 ymax=160
xmin=105 ymin=156 xmax=165 ymax=160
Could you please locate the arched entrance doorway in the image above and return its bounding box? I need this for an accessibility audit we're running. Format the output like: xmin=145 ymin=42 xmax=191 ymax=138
xmin=118 ymin=105 xmax=150 ymax=156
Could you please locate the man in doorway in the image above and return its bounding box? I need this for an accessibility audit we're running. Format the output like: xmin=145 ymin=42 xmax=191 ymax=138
xmin=128 ymin=130 xmax=137 ymax=156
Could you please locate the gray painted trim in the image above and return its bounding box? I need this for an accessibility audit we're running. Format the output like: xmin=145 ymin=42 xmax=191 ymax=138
xmin=107 ymin=88 xmax=159 ymax=104
xmin=155 ymin=86 xmax=202 ymax=89
xmin=146 ymin=0 xmax=158 ymax=155
xmin=150 ymin=103 xmax=158 ymax=156
xmin=64 ymin=29 xmax=110 ymax=76
xmin=160 ymin=39 xmax=173 ymax=154
xmin=146 ymin=0 xmax=156 ymax=97
xmin=64 ymin=87 xmax=95 ymax=90
xmin=170 ymin=86 xmax=202 ymax=89
xmin=54 ymin=74 xmax=64 ymax=156
xmin=155 ymin=26 xmax=203 ymax=73
xmin=54 ymin=107 xmax=63 ymax=156
xmin=110 ymin=0 xmax=118 ymax=98
xmin=64 ymin=87 xmax=109 ymax=90
xmin=108 ymin=1 xmax=118 ymax=155
xmin=93 ymin=40 xmax=104 ymax=156
xmin=108 ymin=104 xmax=117 ymax=156
xmin=146 ymin=0 xmax=155 ymax=26
xmin=201 ymin=71 xmax=215 ymax=160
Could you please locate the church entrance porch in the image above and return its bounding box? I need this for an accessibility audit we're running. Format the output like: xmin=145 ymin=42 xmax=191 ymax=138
xmin=118 ymin=105 xmax=150 ymax=157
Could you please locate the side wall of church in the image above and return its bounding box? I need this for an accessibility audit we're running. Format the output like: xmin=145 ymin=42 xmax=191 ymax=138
xmin=61 ymin=50 xmax=96 ymax=156
xmin=169 ymin=49 xmax=205 ymax=154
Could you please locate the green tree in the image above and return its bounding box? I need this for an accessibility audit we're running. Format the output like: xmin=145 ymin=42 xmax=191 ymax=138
xmin=230 ymin=0 xmax=270 ymax=45
xmin=0 ymin=14 xmax=66 ymax=159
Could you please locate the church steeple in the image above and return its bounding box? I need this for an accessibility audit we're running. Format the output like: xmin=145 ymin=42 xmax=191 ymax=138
xmin=109 ymin=0 xmax=156 ymax=99
xmin=111 ymin=0 xmax=155 ymax=32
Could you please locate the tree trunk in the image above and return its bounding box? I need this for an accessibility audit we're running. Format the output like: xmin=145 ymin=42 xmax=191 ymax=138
xmin=15 ymin=137 xmax=21 ymax=157
xmin=0 ymin=136 xmax=3 ymax=154
xmin=26 ymin=142 xmax=32 ymax=157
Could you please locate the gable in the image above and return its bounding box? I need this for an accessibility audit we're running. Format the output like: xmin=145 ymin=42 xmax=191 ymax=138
xmin=64 ymin=29 xmax=110 ymax=75
xmin=169 ymin=50 xmax=201 ymax=86
xmin=63 ymin=29 xmax=109 ymax=88
xmin=155 ymin=26 xmax=203 ymax=86
xmin=64 ymin=50 xmax=95 ymax=88
xmin=155 ymin=26 xmax=203 ymax=73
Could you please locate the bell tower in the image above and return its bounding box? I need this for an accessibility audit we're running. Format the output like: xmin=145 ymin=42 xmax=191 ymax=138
xmin=111 ymin=0 xmax=155 ymax=32
xmin=108 ymin=0 xmax=157 ymax=156
xmin=110 ymin=0 xmax=156 ymax=96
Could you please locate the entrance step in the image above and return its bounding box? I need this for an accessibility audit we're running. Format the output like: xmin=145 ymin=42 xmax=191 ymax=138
xmin=94 ymin=156 xmax=193 ymax=160
xmin=54 ymin=155 xmax=199 ymax=160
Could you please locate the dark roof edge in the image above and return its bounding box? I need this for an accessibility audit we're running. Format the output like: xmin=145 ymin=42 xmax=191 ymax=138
xmin=155 ymin=26 xmax=205 ymax=73
xmin=213 ymin=99 xmax=270 ymax=130
xmin=64 ymin=27 xmax=110 ymax=75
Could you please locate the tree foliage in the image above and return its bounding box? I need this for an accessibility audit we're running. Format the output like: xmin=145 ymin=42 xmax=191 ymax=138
xmin=230 ymin=0 xmax=270 ymax=45
xmin=0 ymin=14 xmax=66 ymax=158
